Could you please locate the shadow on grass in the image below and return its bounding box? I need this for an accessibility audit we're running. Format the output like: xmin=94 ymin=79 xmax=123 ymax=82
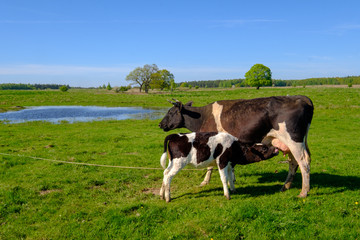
xmin=256 ymin=170 xmax=360 ymax=191
xmin=172 ymin=170 xmax=360 ymax=200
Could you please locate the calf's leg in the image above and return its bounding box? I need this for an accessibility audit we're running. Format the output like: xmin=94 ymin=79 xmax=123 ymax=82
xmin=218 ymin=165 xmax=231 ymax=200
xmin=161 ymin=159 xmax=185 ymax=202
xmin=227 ymin=165 xmax=236 ymax=193
xmin=160 ymin=161 xmax=172 ymax=200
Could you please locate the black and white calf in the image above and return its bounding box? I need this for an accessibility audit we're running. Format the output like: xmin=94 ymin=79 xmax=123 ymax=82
xmin=160 ymin=132 xmax=279 ymax=202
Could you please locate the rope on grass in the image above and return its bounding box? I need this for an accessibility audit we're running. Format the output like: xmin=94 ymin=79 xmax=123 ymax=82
xmin=0 ymin=152 xmax=209 ymax=171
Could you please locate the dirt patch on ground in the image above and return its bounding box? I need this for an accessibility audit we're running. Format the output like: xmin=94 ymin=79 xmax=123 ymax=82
xmin=142 ymin=188 xmax=160 ymax=195
xmin=39 ymin=189 xmax=62 ymax=195
xmin=125 ymin=152 xmax=139 ymax=155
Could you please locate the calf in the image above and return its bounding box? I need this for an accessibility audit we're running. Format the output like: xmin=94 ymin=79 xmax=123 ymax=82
xmin=160 ymin=132 xmax=279 ymax=202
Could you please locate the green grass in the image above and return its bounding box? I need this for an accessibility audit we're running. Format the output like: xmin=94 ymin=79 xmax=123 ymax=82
xmin=1 ymin=87 xmax=360 ymax=239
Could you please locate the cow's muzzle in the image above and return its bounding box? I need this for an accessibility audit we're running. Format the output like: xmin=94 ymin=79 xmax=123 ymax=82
xmin=158 ymin=123 xmax=170 ymax=131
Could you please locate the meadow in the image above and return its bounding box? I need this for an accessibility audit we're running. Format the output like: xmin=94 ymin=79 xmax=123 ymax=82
xmin=0 ymin=87 xmax=359 ymax=239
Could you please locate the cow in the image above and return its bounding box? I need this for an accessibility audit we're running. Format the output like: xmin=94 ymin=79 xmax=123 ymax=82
xmin=160 ymin=132 xmax=279 ymax=202
xmin=159 ymin=95 xmax=314 ymax=197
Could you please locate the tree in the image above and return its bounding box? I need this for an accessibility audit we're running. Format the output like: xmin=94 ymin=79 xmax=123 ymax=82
xmin=150 ymin=69 xmax=174 ymax=90
xmin=126 ymin=64 xmax=159 ymax=93
xmin=180 ymin=82 xmax=189 ymax=88
xmin=245 ymin=64 xmax=272 ymax=89
xmin=106 ymin=82 xmax=112 ymax=90
xmin=170 ymin=79 xmax=176 ymax=92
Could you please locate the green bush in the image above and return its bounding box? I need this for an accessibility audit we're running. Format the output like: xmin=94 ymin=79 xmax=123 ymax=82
xmin=60 ymin=86 xmax=69 ymax=92
xmin=115 ymin=86 xmax=131 ymax=93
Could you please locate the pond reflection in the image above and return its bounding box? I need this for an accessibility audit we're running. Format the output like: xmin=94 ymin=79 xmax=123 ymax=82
xmin=0 ymin=106 xmax=169 ymax=124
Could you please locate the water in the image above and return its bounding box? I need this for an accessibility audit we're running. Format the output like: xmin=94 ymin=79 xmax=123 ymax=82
xmin=0 ymin=106 xmax=169 ymax=124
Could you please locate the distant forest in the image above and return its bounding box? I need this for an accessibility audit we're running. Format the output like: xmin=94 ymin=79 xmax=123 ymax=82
xmin=179 ymin=75 xmax=360 ymax=88
xmin=0 ymin=83 xmax=70 ymax=90
xmin=1 ymin=75 xmax=359 ymax=90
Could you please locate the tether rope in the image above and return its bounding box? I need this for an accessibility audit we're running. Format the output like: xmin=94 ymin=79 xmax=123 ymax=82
xmin=0 ymin=152 xmax=209 ymax=171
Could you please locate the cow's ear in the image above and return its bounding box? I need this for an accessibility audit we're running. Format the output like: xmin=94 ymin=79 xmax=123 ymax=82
xmin=185 ymin=101 xmax=193 ymax=107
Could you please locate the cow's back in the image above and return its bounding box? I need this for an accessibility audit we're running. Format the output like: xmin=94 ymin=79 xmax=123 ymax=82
xmin=202 ymin=96 xmax=313 ymax=143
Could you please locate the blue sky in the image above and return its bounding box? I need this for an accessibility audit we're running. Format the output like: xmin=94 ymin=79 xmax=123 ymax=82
xmin=1 ymin=0 xmax=359 ymax=87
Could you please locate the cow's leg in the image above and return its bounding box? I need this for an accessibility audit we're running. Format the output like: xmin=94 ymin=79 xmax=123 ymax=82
xmin=285 ymin=142 xmax=311 ymax=198
xmin=281 ymin=153 xmax=298 ymax=192
xmin=218 ymin=166 xmax=231 ymax=200
xmin=200 ymin=167 xmax=213 ymax=186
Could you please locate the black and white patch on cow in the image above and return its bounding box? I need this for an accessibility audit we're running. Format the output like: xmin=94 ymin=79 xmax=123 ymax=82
xmin=159 ymin=132 xmax=278 ymax=202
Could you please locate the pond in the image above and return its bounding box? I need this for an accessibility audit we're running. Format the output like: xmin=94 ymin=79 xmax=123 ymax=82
xmin=0 ymin=106 xmax=169 ymax=124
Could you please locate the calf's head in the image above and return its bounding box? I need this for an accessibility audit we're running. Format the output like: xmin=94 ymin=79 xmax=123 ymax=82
xmin=247 ymin=144 xmax=279 ymax=162
xmin=159 ymin=100 xmax=193 ymax=131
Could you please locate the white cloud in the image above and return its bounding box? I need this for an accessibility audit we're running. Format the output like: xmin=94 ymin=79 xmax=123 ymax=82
xmin=208 ymin=19 xmax=283 ymax=28
xmin=307 ymin=55 xmax=333 ymax=61
xmin=169 ymin=66 xmax=245 ymax=74
xmin=336 ymin=24 xmax=360 ymax=30
xmin=0 ymin=64 xmax=132 ymax=75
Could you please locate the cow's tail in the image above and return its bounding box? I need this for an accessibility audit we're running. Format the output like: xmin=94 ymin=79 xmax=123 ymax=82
xmin=160 ymin=135 xmax=172 ymax=169
xmin=303 ymin=96 xmax=314 ymax=158
xmin=305 ymin=123 xmax=311 ymax=157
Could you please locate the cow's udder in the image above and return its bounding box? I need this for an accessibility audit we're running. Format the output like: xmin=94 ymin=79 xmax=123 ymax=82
xmin=271 ymin=138 xmax=290 ymax=156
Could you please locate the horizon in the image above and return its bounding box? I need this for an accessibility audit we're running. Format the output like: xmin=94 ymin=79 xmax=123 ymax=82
xmin=2 ymin=74 xmax=359 ymax=89
xmin=1 ymin=1 xmax=360 ymax=88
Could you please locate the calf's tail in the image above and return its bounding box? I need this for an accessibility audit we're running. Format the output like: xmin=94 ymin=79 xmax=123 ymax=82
xmin=160 ymin=152 xmax=167 ymax=169
xmin=160 ymin=135 xmax=172 ymax=169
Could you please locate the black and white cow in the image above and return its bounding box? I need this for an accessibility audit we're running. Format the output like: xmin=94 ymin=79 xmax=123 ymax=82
xmin=159 ymin=96 xmax=314 ymax=197
xmin=160 ymin=132 xmax=279 ymax=202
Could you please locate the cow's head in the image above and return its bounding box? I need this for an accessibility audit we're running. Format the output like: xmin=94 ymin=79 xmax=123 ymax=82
xmin=249 ymin=144 xmax=279 ymax=161
xmin=159 ymin=99 xmax=193 ymax=131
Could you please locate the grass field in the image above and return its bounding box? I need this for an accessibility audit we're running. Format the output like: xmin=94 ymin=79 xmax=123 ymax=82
xmin=0 ymin=87 xmax=360 ymax=239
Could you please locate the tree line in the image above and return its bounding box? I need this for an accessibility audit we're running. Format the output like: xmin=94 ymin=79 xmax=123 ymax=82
xmin=0 ymin=83 xmax=70 ymax=90
xmin=2 ymin=63 xmax=359 ymax=91
xmin=179 ymin=75 xmax=360 ymax=88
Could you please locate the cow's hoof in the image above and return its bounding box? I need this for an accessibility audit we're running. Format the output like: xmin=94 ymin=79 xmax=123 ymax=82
xmin=166 ymin=198 xmax=171 ymax=203
xmin=200 ymin=181 xmax=209 ymax=187
xmin=280 ymin=183 xmax=292 ymax=192
xmin=298 ymin=192 xmax=308 ymax=198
